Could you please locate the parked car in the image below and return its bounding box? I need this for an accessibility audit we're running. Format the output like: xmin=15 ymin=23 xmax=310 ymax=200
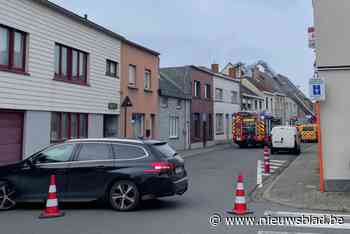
xmin=0 ymin=139 xmax=188 ymax=211
xmin=271 ymin=126 xmax=301 ymax=155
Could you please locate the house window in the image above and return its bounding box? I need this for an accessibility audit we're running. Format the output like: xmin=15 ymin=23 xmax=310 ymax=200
xmin=0 ymin=25 xmax=26 ymax=72
xmin=161 ymin=97 xmax=168 ymax=108
xmin=169 ymin=116 xmax=179 ymax=138
xmin=231 ymin=91 xmax=238 ymax=103
xmin=215 ymin=88 xmax=223 ymax=101
xmin=194 ymin=80 xmax=200 ymax=97
xmin=144 ymin=69 xmax=151 ymax=90
xmin=54 ymin=43 xmax=88 ymax=84
xmin=106 ymin=60 xmax=118 ymax=78
xmin=132 ymin=113 xmax=144 ymax=138
xmin=193 ymin=113 xmax=201 ymax=138
xmin=50 ymin=112 xmax=88 ymax=142
xmin=216 ymin=114 xmax=224 ymax=134
xmin=176 ymin=99 xmax=182 ymax=109
xmin=266 ymin=97 xmax=269 ymax=109
xmin=255 ymin=100 xmax=258 ymax=110
xmin=128 ymin=65 xmax=136 ymax=86
xmin=259 ymin=101 xmax=262 ymax=110
xmin=104 ymin=115 xmax=119 ymax=137
xmin=205 ymin=84 xmax=211 ymax=99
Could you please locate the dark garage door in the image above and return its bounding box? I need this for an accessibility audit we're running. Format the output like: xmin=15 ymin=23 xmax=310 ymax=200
xmin=0 ymin=111 xmax=23 ymax=164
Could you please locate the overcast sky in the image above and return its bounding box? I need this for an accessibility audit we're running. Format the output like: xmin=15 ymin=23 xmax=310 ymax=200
xmin=51 ymin=0 xmax=314 ymax=95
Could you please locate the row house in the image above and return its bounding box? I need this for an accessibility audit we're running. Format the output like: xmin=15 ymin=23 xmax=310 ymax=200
xmin=160 ymin=66 xmax=214 ymax=149
xmin=223 ymin=61 xmax=305 ymax=125
xmin=158 ymin=72 xmax=191 ymax=150
xmin=0 ymin=0 xmax=159 ymax=164
xmin=120 ymin=40 xmax=160 ymax=139
xmin=203 ymin=64 xmax=240 ymax=144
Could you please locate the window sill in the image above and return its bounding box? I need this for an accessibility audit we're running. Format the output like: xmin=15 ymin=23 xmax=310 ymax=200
xmin=0 ymin=68 xmax=30 ymax=76
xmin=53 ymin=77 xmax=90 ymax=86
xmin=216 ymin=132 xmax=224 ymax=135
xmin=128 ymin=85 xmax=138 ymax=90
xmin=169 ymin=136 xmax=179 ymax=140
xmin=105 ymin=73 xmax=119 ymax=79
xmin=144 ymin=89 xmax=153 ymax=93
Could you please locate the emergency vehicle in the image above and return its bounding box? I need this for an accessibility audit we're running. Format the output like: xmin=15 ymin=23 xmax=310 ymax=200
xmin=232 ymin=112 xmax=274 ymax=147
xmin=300 ymin=124 xmax=318 ymax=143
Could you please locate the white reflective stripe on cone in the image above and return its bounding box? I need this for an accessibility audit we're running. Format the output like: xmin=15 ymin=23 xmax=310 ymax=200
xmin=236 ymin=183 xmax=244 ymax=190
xmin=235 ymin=196 xmax=246 ymax=204
xmin=46 ymin=199 xmax=58 ymax=208
xmin=49 ymin=185 xmax=56 ymax=193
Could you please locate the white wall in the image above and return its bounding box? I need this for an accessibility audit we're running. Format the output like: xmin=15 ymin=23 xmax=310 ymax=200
xmin=0 ymin=0 xmax=120 ymax=114
xmin=213 ymin=76 xmax=240 ymax=142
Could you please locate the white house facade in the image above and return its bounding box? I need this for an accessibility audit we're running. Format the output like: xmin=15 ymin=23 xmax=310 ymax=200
xmin=213 ymin=73 xmax=240 ymax=143
xmin=0 ymin=0 xmax=122 ymax=163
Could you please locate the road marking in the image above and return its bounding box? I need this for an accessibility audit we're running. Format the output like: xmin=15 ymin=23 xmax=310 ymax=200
xmin=270 ymin=160 xmax=286 ymax=163
xmin=264 ymin=211 xmax=350 ymax=230
xmin=258 ymin=231 xmax=318 ymax=234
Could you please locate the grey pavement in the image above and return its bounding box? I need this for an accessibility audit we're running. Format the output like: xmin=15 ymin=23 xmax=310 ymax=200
xmin=262 ymin=144 xmax=350 ymax=212
xmin=1 ymin=144 xmax=350 ymax=234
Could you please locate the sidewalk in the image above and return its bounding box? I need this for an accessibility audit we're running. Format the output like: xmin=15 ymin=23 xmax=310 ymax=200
xmin=179 ymin=143 xmax=233 ymax=158
xmin=262 ymin=144 xmax=350 ymax=212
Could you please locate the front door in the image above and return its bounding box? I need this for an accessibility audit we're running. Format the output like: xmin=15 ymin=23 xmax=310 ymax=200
xmin=66 ymin=143 xmax=114 ymax=199
xmin=18 ymin=143 xmax=76 ymax=201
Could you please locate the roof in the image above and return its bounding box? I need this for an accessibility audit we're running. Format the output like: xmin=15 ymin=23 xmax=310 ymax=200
xmin=249 ymin=69 xmax=284 ymax=94
xmin=197 ymin=66 xmax=240 ymax=83
xmin=159 ymin=72 xmax=191 ymax=100
xmin=274 ymin=75 xmax=315 ymax=116
xmin=241 ymin=85 xmax=263 ymax=99
xmin=32 ymin=0 xmax=160 ymax=56
xmin=160 ymin=66 xmax=193 ymax=96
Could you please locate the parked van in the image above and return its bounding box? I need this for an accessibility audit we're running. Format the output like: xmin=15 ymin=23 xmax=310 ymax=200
xmin=271 ymin=126 xmax=301 ymax=155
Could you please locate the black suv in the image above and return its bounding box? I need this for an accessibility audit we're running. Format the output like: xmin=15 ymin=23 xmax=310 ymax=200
xmin=0 ymin=139 xmax=188 ymax=211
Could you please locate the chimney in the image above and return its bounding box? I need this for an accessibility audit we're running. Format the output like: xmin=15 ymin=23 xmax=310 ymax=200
xmin=228 ymin=67 xmax=236 ymax=78
xmin=84 ymin=14 xmax=88 ymax=20
xmin=211 ymin=64 xmax=219 ymax=73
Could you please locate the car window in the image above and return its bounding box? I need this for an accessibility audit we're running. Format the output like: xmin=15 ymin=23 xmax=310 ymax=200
xmin=151 ymin=143 xmax=177 ymax=159
xmin=38 ymin=144 xmax=75 ymax=163
xmin=77 ymin=143 xmax=112 ymax=161
xmin=112 ymin=144 xmax=147 ymax=160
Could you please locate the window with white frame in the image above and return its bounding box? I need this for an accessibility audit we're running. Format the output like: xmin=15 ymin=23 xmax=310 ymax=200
xmin=144 ymin=69 xmax=151 ymax=90
xmin=215 ymin=88 xmax=223 ymax=101
xmin=169 ymin=116 xmax=179 ymax=138
xmin=231 ymin=91 xmax=238 ymax=103
xmin=216 ymin=113 xmax=224 ymax=134
xmin=194 ymin=80 xmax=200 ymax=97
xmin=176 ymin=99 xmax=182 ymax=109
xmin=204 ymin=84 xmax=211 ymax=99
xmin=128 ymin=64 xmax=136 ymax=86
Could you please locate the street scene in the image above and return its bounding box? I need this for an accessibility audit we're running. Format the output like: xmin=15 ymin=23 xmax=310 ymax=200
xmin=0 ymin=0 xmax=348 ymax=234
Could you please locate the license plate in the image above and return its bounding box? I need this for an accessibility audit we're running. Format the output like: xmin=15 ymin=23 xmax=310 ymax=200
xmin=175 ymin=167 xmax=183 ymax=174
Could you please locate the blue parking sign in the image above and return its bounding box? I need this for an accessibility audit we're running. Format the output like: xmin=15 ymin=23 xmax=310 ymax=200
xmin=313 ymin=85 xmax=321 ymax=95
xmin=309 ymin=78 xmax=325 ymax=101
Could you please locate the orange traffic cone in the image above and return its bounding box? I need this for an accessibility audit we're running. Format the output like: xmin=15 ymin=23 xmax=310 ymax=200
xmin=39 ymin=175 xmax=65 ymax=219
xmin=264 ymin=146 xmax=270 ymax=174
xmin=227 ymin=173 xmax=253 ymax=215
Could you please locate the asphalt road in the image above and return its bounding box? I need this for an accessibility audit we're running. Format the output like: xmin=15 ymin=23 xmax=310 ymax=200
xmin=1 ymin=144 xmax=348 ymax=234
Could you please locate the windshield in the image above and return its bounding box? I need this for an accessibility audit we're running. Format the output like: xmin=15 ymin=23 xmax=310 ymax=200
xmin=152 ymin=143 xmax=177 ymax=158
xmin=303 ymin=126 xmax=315 ymax=131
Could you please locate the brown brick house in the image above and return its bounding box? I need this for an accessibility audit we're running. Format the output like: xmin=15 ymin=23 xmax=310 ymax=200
xmin=120 ymin=41 xmax=160 ymax=139
xmin=160 ymin=66 xmax=214 ymax=149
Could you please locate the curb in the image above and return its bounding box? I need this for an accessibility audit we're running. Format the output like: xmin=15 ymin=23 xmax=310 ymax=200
xmin=181 ymin=144 xmax=234 ymax=158
xmin=251 ymin=144 xmax=315 ymax=203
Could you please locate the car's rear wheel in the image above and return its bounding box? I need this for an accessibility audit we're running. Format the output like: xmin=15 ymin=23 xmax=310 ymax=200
xmin=109 ymin=180 xmax=140 ymax=211
xmin=0 ymin=183 xmax=16 ymax=211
